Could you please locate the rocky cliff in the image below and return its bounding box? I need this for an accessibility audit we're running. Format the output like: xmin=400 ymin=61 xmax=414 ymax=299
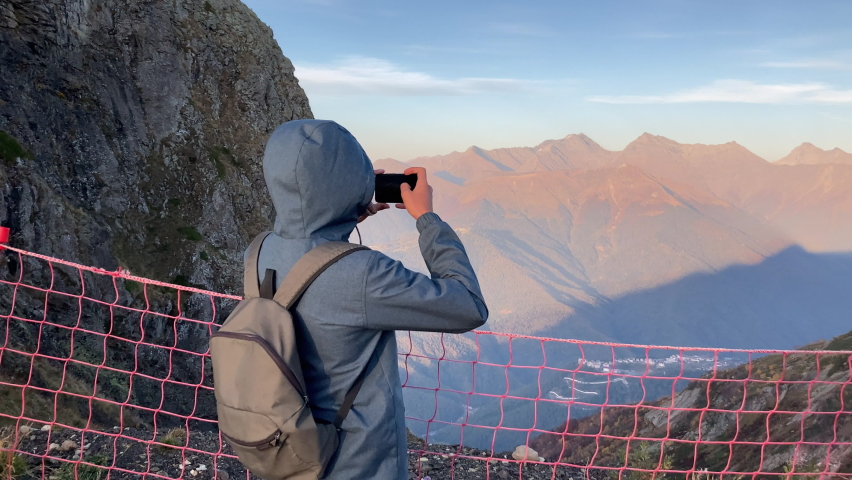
xmin=0 ymin=0 xmax=311 ymax=429
xmin=0 ymin=0 xmax=311 ymax=290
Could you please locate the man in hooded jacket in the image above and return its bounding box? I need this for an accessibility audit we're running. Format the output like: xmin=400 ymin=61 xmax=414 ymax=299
xmin=253 ymin=119 xmax=488 ymax=479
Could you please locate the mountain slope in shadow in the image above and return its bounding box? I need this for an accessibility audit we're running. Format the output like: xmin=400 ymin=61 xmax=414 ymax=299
xmin=406 ymin=247 xmax=852 ymax=451
xmin=530 ymin=330 xmax=852 ymax=475
xmin=548 ymin=246 xmax=852 ymax=350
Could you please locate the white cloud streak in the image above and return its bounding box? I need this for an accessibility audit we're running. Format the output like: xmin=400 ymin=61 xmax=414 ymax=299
xmin=760 ymin=60 xmax=852 ymax=70
xmin=295 ymin=56 xmax=526 ymax=96
xmin=588 ymin=80 xmax=852 ymax=104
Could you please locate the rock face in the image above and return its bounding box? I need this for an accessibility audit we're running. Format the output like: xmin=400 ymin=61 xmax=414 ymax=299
xmin=0 ymin=0 xmax=311 ymax=290
xmin=0 ymin=0 xmax=311 ymax=430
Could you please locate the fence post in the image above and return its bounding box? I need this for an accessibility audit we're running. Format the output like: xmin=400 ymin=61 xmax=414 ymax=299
xmin=0 ymin=226 xmax=9 ymax=250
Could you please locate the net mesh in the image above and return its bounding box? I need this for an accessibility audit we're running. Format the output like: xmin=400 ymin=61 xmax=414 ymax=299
xmin=1 ymin=244 xmax=851 ymax=479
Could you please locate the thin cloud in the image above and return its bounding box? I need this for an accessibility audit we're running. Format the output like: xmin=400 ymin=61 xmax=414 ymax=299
xmin=295 ymin=56 xmax=526 ymax=96
xmin=628 ymin=30 xmax=752 ymax=40
xmin=629 ymin=32 xmax=683 ymax=39
xmin=760 ymin=60 xmax=851 ymax=70
xmin=588 ymin=80 xmax=852 ymax=104
xmin=488 ymin=22 xmax=557 ymax=38
xmin=775 ymin=34 xmax=837 ymax=48
xmin=402 ymin=44 xmax=495 ymax=55
xmin=810 ymin=89 xmax=852 ymax=104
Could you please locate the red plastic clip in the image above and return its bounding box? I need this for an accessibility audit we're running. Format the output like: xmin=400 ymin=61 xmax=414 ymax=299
xmin=0 ymin=226 xmax=9 ymax=251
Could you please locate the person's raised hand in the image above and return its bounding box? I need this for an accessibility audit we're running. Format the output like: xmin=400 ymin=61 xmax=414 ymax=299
xmin=397 ymin=167 xmax=433 ymax=220
xmin=358 ymin=169 xmax=390 ymax=223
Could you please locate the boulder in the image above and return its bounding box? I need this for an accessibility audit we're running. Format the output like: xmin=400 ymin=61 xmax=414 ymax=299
xmin=511 ymin=445 xmax=541 ymax=461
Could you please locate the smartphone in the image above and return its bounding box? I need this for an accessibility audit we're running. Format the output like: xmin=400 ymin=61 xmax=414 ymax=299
xmin=375 ymin=173 xmax=417 ymax=204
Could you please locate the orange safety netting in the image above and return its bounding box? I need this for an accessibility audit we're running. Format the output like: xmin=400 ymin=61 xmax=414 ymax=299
xmin=1 ymin=243 xmax=851 ymax=479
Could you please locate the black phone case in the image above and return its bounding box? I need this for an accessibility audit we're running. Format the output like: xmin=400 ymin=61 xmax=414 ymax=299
xmin=375 ymin=174 xmax=417 ymax=203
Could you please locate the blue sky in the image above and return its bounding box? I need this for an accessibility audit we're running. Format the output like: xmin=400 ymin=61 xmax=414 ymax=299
xmin=243 ymin=0 xmax=852 ymax=162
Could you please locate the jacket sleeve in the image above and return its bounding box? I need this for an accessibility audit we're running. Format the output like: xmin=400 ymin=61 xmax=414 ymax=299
xmin=363 ymin=212 xmax=488 ymax=333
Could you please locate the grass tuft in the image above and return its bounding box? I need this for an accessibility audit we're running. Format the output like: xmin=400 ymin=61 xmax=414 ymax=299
xmin=55 ymin=455 xmax=109 ymax=480
xmin=0 ymin=428 xmax=29 ymax=478
xmin=156 ymin=427 xmax=187 ymax=450
xmin=124 ymin=280 xmax=142 ymax=294
xmin=209 ymin=146 xmax=239 ymax=178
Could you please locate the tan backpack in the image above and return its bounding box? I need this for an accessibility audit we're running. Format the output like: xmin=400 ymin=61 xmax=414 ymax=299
xmin=210 ymin=232 xmax=371 ymax=480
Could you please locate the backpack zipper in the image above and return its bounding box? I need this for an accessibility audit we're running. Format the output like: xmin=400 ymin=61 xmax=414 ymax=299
xmin=222 ymin=430 xmax=282 ymax=451
xmin=210 ymin=331 xmax=307 ymax=399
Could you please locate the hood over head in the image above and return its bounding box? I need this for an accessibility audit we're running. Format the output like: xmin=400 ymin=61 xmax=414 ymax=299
xmin=263 ymin=120 xmax=375 ymax=240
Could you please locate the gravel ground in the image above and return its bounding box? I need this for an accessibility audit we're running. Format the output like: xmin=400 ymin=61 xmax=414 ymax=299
xmin=406 ymin=440 xmax=599 ymax=480
xmin=8 ymin=426 xmax=598 ymax=480
xmin=8 ymin=425 xmax=243 ymax=480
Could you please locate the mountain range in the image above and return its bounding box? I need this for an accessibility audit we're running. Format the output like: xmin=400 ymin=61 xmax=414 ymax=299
xmin=364 ymin=134 xmax=852 ymax=350
xmin=370 ymin=135 xmax=852 ymax=447
xmin=778 ymin=142 xmax=852 ymax=166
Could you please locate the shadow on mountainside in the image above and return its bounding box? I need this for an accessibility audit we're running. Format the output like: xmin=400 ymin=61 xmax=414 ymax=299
xmin=405 ymin=246 xmax=852 ymax=451
xmin=541 ymin=245 xmax=852 ymax=351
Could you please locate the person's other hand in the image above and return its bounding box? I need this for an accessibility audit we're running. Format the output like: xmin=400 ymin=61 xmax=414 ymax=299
xmin=358 ymin=169 xmax=390 ymax=223
xmin=397 ymin=167 xmax=433 ymax=220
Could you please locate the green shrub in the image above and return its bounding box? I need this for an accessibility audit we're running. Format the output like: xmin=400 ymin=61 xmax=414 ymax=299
xmin=204 ymin=1 xmax=215 ymax=13
xmin=824 ymin=333 xmax=852 ymax=352
xmin=177 ymin=226 xmax=202 ymax=242
xmin=0 ymin=130 xmax=31 ymax=165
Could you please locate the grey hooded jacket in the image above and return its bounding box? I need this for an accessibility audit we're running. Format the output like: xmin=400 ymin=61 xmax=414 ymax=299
xmin=251 ymin=120 xmax=488 ymax=479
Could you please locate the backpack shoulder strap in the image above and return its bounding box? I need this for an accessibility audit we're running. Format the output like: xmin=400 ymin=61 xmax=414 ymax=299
xmin=243 ymin=231 xmax=273 ymax=298
xmin=333 ymin=333 xmax=387 ymax=429
xmin=272 ymin=241 xmax=370 ymax=309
